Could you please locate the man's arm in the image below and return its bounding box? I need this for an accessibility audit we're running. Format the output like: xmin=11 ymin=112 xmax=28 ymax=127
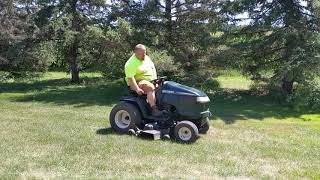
xmin=147 ymin=55 xmax=157 ymax=79
xmin=125 ymin=57 xmax=144 ymax=95
xmin=125 ymin=60 xmax=142 ymax=95
xmin=152 ymin=64 xmax=157 ymax=79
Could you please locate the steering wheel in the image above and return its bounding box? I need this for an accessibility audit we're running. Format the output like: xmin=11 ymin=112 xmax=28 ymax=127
xmin=150 ymin=76 xmax=167 ymax=85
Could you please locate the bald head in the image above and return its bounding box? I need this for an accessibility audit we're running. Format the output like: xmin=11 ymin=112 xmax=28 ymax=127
xmin=134 ymin=44 xmax=146 ymax=60
xmin=135 ymin=44 xmax=146 ymax=51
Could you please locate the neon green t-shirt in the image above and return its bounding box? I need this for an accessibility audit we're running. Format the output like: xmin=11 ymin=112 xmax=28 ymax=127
xmin=124 ymin=54 xmax=157 ymax=85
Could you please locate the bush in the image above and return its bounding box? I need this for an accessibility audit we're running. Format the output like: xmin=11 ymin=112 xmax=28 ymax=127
xmin=27 ymin=41 xmax=57 ymax=72
xmin=201 ymin=78 xmax=220 ymax=94
xmin=291 ymin=84 xmax=320 ymax=112
xmin=1 ymin=31 xmax=56 ymax=74
xmin=98 ymin=18 xmax=133 ymax=79
xmin=171 ymin=58 xmax=219 ymax=92
xmin=256 ymin=80 xmax=320 ymax=112
xmin=148 ymin=49 xmax=180 ymax=80
xmin=0 ymin=71 xmax=10 ymax=82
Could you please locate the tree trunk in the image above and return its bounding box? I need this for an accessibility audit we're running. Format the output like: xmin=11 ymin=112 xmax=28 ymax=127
xmin=282 ymin=79 xmax=294 ymax=95
xmin=280 ymin=0 xmax=297 ymax=95
xmin=165 ymin=0 xmax=172 ymax=44
xmin=69 ymin=0 xmax=80 ymax=83
xmin=69 ymin=41 xmax=79 ymax=83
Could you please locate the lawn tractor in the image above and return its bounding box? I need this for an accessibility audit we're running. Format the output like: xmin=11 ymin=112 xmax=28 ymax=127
xmin=109 ymin=77 xmax=211 ymax=143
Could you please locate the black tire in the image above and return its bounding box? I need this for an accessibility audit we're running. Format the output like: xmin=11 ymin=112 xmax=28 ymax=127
xmin=109 ymin=102 xmax=142 ymax=133
xmin=199 ymin=118 xmax=210 ymax=134
xmin=174 ymin=121 xmax=199 ymax=143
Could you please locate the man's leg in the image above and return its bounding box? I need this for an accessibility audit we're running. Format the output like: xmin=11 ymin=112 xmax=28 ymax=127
xmin=138 ymin=81 xmax=163 ymax=116
xmin=138 ymin=80 xmax=156 ymax=107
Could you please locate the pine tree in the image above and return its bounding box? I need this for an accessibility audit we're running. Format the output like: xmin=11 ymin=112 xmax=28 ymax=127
xmin=220 ymin=0 xmax=320 ymax=94
xmin=35 ymin=0 xmax=106 ymax=83
xmin=0 ymin=0 xmax=45 ymax=74
xmin=109 ymin=0 xmax=221 ymax=76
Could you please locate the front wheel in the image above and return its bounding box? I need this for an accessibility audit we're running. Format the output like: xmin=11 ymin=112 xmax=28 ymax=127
xmin=109 ymin=102 xmax=142 ymax=133
xmin=174 ymin=121 xmax=199 ymax=143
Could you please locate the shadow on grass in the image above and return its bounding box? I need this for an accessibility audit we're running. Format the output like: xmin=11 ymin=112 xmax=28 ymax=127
xmin=1 ymin=76 xmax=318 ymax=124
xmin=1 ymin=77 xmax=126 ymax=107
xmin=210 ymin=89 xmax=319 ymax=124
xmin=96 ymin=127 xmax=115 ymax=135
xmin=0 ymin=77 xmax=106 ymax=93
xmin=0 ymin=78 xmax=72 ymax=93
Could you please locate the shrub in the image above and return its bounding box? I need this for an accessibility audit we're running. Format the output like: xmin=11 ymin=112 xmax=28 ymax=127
xmin=1 ymin=31 xmax=55 ymax=75
xmin=291 ymin=84 xmax=320 ymax=112
xmin=0 ymin=71 xmax=10 ymax=82
xmin=201 ymin=78 xmax=220 ymax=94
xmin=256 ymin=80 xmax=320 ymax=112
xmin=148 ymin=49 xmax=180 ymax=80
xmin=98 ymin=18 xmax=133 ymax=79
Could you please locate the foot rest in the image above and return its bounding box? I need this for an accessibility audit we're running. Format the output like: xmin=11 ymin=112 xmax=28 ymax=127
xmin=140 ymin=130 xmax=161 ymax=140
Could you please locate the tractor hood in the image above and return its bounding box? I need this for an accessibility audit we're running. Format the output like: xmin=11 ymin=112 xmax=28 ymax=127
xmin=161 ymin=81 xmax=207 ymax=97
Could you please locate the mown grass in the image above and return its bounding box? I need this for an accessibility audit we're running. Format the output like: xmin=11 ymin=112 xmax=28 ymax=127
xmin=0 ymin=72 xmax=319 ymax=179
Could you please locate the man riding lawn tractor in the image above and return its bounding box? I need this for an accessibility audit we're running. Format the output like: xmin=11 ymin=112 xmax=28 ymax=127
xmin=125 ymin=44 xmax=164 ymax=117
xmin=109 ymin=44 xmax=211 ymax=143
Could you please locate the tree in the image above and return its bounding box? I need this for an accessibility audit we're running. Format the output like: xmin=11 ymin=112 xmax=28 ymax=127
xmin=108 ymin=0 xmax=221 ymax=83
xmin=220 ymin=0 xmax=320 ymax=95
xmin=81 ymin=18 xmax=134 ymax=79
xmin=35 ymin=0 xmax=106 ymax=83
xmin=0 ymin=0 xmax=46 ymax=75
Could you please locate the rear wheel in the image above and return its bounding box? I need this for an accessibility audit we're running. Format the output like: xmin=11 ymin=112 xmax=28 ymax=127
xmin=109 ymin=102 xmax=142 ymax=133
xmin=174 ymin=121 xmax=199 ymax=143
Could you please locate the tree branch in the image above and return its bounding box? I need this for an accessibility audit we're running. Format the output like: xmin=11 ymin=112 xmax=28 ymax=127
xmin=155 ymin=0 xmax=166 ymax=9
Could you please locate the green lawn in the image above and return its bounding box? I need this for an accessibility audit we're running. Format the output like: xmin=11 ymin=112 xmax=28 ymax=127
xmin=0 ymin=72 xmax=319 ymax=179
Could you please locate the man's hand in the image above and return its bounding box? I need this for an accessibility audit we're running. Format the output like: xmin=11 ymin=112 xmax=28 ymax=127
xmin=136 ymin=88 xmax=144 ymax=95
xmin=128 ymin=77 xmax=144 ymax=95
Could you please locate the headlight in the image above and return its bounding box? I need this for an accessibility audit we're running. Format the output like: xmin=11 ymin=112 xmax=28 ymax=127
xmin=196 ymin=96 xmax=210 ymax=103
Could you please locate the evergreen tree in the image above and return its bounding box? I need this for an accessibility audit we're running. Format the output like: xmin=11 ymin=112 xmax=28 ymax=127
xmin=35 ymin=0 xmax=106 ymax=82
xmin=0 ymin=0 xmax=43 ymax=74
xmin=220 ymin=0 xmax=320 ymax=94
xmin=109 ymin=0 xmax=221 ymax=71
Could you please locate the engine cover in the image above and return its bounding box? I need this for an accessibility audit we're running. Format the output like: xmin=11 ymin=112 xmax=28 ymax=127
xmin=158 ymin=81 xmax=211 ymax=119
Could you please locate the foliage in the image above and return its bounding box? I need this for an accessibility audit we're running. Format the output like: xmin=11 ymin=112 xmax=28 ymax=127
xmin=0 ymin=0 xmax=48 ymax=75
xmin=98 ymin=18 xmax=133 ymax=79
xmin=0 ymin=71 xmax=10 ymax=82
xmin=219 ymin=0 xmax=320 ymax=95
xmin=109 ymin=0 xmax=221 ymax=71
xmin=148 ymin=49 xmax=180 ymax=80
xmin=291 ymin=84 xmax=320 ymax=112
xmin=34 ymin=0 xmax=107 ymax=82
xmin=1 ymin=0 xmax=320 ymax=108
xmin=200 ymin=78 xmax=221 ymax=94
